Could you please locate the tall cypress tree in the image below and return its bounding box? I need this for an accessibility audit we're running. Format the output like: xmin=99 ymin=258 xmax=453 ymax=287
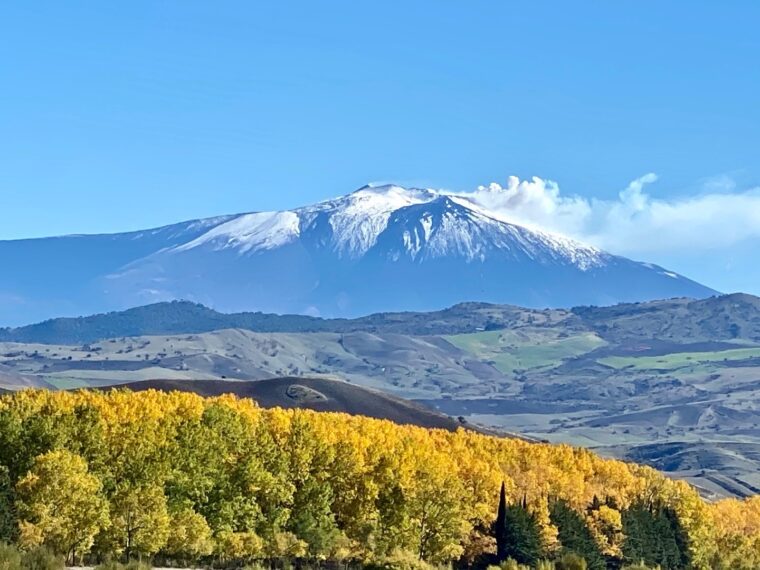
xmin=495 ymin=482 xmax=508 ymax=560
xmin=493 ymin=485 xmax=542 ymax=566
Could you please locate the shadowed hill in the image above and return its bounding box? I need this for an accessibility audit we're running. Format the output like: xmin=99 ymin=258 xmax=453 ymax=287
xmin=0 ymin=301 xmax=536 ymax=344
xmin=0 ymin=299 xmax=567 ymax=344
xmin=110 ymin=377 xmax=476 ymax=432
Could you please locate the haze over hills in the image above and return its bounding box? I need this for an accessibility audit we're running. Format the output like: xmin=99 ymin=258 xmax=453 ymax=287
xmin=1 ymin=293 xmax=760 ymax=498
xmin=0 ymin=184 xmax=716 ymax=326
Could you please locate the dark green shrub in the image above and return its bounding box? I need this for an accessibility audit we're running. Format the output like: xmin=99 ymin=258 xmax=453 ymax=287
xmin=20 ymin=547 xmax=63 ymax=570
xmin=0 ymin=542 xmax=22 ymax=570
xmin=555 ymin=552 xmax=587 ymax=570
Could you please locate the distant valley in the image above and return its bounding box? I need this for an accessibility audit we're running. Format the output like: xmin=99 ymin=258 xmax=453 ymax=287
xmin=2 ymin=293 xmax=760 ymax=498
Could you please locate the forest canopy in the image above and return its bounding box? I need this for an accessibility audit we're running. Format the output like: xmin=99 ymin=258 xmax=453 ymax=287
xmin=0 ymin=389 xmax=758 ymax=569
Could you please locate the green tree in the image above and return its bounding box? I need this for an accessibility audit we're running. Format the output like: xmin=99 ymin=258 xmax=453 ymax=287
xmin=164 ymin=508 xmax=213 ymax=561
xmin=15 ymin=450 xmax=109 ymax=563
xmin=58 ymin=405 xmax=108 ymax=480
xmin=494 ymin=494 xmax=542 ymax=566
xmin=0 ymin=466 xmax=17 ymax=542
xmin=286 ymin=414 xmax=339 ymax=557
xmin=375 ymin=478 xmax=409 ymax=557
xmin=495 ymin=482 xmax=508 ymax=561
xmin=407 ymin=468 xmax=465 ymax=562
xmin=549 ymin=499 xmax=605 ymax=570
xmin=622 ymin=502 xmax=686 ymax=570
xmin=0 ymin=405 xmax=62 ymax=482
xmin=101 ymin=484 xmax=170 ymax=559
xmin=213 ymin=528 xmax=264 ymax=563
xmin=167 ymin=405 xmax=270 ymax=535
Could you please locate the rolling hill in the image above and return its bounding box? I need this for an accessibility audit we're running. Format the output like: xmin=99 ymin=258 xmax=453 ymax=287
xmin=110 ymin=376 xmax=474 ymax=432
xmin=6 ymin=292 xmax=759 ymax=346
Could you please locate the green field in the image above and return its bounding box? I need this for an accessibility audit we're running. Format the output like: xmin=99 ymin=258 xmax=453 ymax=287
xmin=598 ymin=347 xmax=760 ymax=371
xmin=446 ymin=329 xmax=607 ymax=373
xmin=41 ymin=375 xmax=92 ymax=389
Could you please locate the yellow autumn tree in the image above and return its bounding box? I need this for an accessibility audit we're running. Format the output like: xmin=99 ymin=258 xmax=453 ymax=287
xmin=165 ymin=507 xmax=214 ymax=561
xmin=100 ymin=483 xmax=170 ymax=558
xmin=15 ymin=450 xmax=109 ymax=563
xmin=709 ymin=496 xmax=760 ymax=570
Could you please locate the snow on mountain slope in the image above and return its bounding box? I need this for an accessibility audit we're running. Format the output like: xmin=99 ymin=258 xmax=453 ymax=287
xmin=302 ymin=185 xmax=435 ymax=258
xmin=163 ymin=184 xmax=605 ymax=267
xmin=168 ymin=185 xmax=433 ymax=258
xmin=174 ymin=211 xmax=301 ymax=254
xmin=376 ymin=193 xmax=606 ymax=267
xmin=0 ymin=184 xmax=718 ymax=325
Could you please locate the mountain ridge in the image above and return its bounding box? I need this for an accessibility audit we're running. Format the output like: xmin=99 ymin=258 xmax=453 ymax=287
xmin=2 ymin=292 xmax=755 ymax=345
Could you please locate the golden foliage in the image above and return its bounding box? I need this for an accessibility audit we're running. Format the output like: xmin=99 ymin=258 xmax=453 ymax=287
xmin=15 ymin=449 xmax=109 ymax=562
xmin=0 ymin=389 xmax=756 ymax=568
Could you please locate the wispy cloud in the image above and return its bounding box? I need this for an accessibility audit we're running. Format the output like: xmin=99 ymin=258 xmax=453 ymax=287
xmin=453 ymin=174 xmax=760 ymax=256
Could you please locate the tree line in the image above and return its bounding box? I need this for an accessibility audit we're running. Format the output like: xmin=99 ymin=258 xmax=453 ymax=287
xmin=0 ymin=389 xmax=757 ymax=569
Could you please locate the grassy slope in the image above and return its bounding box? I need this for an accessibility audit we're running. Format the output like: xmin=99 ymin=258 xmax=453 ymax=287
xmin=598 ymin=347 xmax=760 ymax=370
xmin=446 ymin=329 xmax=606 ymax=373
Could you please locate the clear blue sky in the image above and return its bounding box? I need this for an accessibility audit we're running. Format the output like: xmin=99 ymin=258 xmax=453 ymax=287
xmin=1 ymin=2 xmax=759 ymax=292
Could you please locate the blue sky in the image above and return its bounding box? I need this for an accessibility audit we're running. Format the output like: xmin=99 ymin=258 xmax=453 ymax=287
xmin=1 ymin=1 xmax=759 ymax=293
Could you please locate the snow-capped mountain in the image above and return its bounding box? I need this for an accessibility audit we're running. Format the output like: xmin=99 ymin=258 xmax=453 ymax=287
xmin=0 ymin=185 xmax=717 ymax=325
xmin=171 ymin=185 xmax=605 ymax=264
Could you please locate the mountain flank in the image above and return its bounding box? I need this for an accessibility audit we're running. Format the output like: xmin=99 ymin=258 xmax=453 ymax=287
xmin=0 ymin=184 xmax=716 ymax=326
